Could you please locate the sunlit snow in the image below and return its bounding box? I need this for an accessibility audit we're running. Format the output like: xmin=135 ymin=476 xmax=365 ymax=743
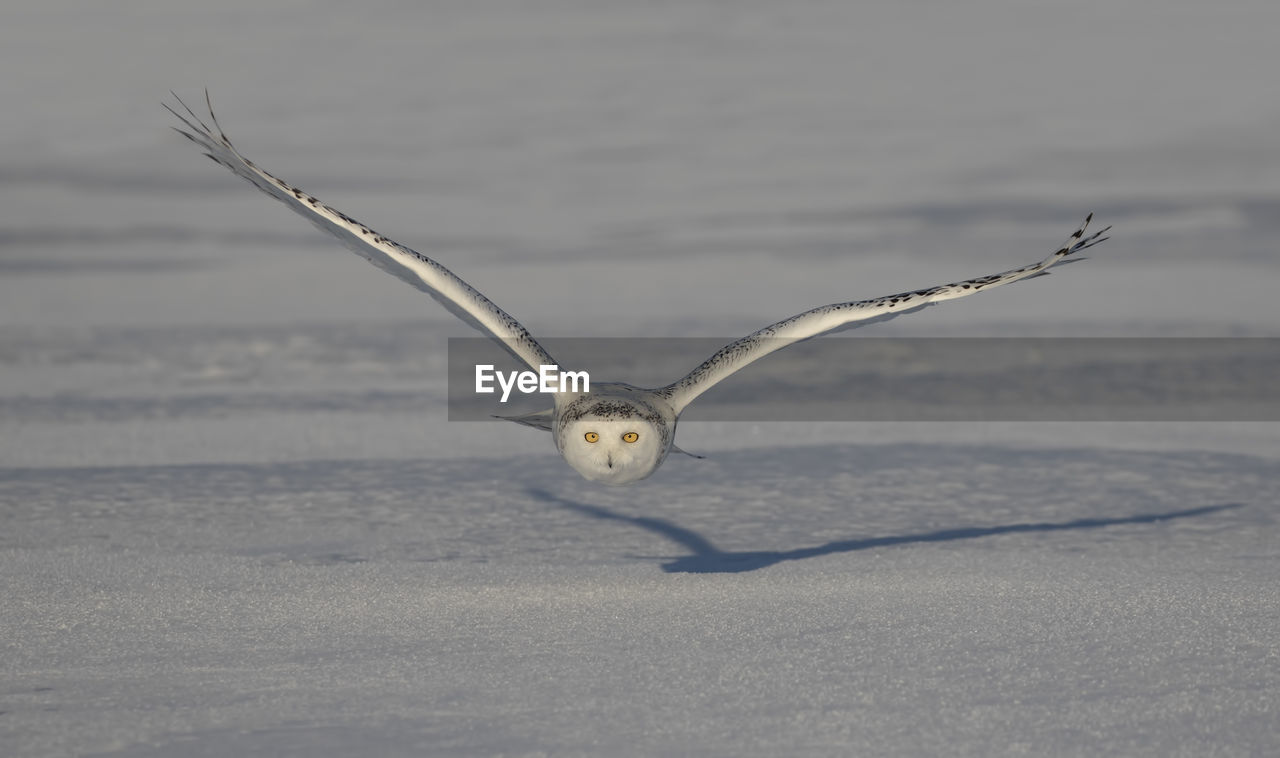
xmin=2 ymin=1 xmax=1278 ymax=755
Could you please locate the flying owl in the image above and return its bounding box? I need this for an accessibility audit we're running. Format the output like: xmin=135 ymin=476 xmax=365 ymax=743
xmin=167 ymin=93 xmax=1109 ymax=485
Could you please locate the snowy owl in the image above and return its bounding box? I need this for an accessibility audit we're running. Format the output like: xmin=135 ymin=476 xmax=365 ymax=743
xmin=167 ymin=93 xmax=1109 ymax=485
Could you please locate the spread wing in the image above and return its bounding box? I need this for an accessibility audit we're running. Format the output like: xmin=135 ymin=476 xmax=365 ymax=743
xmin=165 ymin=91 xmax=557 ymax=373
xmin=657 ymin=216 xmax=1110 ymax=414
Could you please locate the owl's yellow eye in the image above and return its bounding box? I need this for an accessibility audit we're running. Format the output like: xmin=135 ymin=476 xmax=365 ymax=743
xmin=622 ymin=432 xmax=639 ymax=443
xmin=584 ymin=432 xmax=599 ymax=443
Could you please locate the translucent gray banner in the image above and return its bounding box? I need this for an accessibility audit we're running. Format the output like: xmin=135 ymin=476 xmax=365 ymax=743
xmin=447 ymin=338 xmax=1280 ymax=421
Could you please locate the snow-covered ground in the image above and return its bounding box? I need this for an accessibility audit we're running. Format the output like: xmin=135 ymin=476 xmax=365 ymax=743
xmin=3 ymin=1 xmax=1278 ymax=755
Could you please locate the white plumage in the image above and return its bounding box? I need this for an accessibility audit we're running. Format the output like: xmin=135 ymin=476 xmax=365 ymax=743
xmin=168 ymin=92 xmax=1109 ymax=484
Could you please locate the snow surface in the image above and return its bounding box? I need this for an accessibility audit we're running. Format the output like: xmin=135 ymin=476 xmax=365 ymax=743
xmin=3 ymin=1 xmax=1279 ymax=756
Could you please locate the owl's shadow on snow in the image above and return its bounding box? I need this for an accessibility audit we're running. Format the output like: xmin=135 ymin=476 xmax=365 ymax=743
xmin=526 ymin=488 xmax=1241 ymax=574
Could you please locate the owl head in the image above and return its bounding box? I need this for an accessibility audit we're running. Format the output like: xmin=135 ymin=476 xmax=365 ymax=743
xmin=554 ymin=392 xmax=675 ymax=485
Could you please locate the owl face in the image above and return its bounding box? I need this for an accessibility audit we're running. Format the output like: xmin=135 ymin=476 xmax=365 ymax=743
xmin=559 ymin=418 xmax=665 ymax=484
xmin=554 ymin=392 xmax=674 ymax=485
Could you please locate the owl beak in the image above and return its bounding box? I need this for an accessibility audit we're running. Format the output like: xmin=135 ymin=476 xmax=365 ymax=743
xmin=606 ymin=454 xmax=613 ymax=469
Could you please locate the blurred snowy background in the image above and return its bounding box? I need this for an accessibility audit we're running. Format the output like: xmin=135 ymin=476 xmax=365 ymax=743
xmin=2 ymin=1 xmax=1277 ymax=756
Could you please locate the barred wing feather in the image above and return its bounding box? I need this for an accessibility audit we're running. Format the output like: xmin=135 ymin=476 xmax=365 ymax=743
xmin=166 ymin=92 xmax=557 ymax=373
xmin=658 ymin=216 xmax=1109 ymax=414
